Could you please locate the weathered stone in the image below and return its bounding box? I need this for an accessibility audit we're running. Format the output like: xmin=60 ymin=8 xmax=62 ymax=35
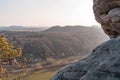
xmin=93 ymin=0 xmax=120 ymax=38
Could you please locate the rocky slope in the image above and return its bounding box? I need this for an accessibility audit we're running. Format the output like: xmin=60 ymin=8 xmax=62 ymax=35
xmin=51 ymin=35 xmax=120 ymax=80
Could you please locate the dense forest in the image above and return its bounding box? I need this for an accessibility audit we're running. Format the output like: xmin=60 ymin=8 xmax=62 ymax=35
xmin=0 ymin=26 xmax=108 ymax=62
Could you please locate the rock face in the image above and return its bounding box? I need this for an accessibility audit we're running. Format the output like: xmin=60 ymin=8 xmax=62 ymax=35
xmin=51 ymin=0 xmax=120 ymax=80
xmin=93 ymin=0 xmax=120 ymax=38
xmin=51 ymin=36 xmax=120 ymax=80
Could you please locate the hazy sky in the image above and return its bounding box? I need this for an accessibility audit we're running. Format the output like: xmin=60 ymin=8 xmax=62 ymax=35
xmin=0 ymin=0 xmax=100 ymax=27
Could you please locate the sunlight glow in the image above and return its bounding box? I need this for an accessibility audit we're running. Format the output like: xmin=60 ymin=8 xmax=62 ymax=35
xmin=0 ymin=0 xmax=99 ymax=26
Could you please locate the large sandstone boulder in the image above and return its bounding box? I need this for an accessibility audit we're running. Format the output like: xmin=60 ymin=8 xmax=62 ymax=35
xmin=51 ymin=35 xmax=120 ymax=80
xmin=93 ymin=0 xmax=120 ymax=38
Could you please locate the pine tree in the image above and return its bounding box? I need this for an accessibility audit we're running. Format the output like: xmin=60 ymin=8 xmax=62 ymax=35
xmin=0 ymin=35 xmax=22 ymax=63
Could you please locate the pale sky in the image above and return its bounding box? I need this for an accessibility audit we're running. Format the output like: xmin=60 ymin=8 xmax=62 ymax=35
xmin=0 ymin=0 xmax=100 ymax=27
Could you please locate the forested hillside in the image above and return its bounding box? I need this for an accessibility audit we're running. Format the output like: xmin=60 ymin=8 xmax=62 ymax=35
xmin=0 ymin=26 xmax=108 ymax=61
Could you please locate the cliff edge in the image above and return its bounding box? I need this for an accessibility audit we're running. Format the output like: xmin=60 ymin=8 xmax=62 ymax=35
xmin=51 ymin=36 xmax=120 ymax=80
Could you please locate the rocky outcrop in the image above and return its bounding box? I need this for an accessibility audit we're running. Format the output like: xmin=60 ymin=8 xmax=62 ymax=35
xmin=51 ymin=0 xmax=120 ymax=80
xmin=51 ymin=35 xmax=120 ymax=80
xmin=93 ymin=0 xmax=120 ymax=38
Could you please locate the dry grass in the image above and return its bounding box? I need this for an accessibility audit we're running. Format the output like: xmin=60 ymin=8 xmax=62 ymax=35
xmin=21 ymin=66 xmax=62 ymax=80
xmin=0 ymin=66 xmax=62 ymax=80
xmin=0 ymin=56 xmax=81 ymax=80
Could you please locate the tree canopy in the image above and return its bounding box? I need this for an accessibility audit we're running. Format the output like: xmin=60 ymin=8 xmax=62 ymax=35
xmin=0 ymin=35 xmax=22 ymax=62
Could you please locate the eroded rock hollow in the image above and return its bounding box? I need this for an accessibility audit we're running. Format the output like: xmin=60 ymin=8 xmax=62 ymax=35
xmin=93 ymin=0 xmax=120 ymax=38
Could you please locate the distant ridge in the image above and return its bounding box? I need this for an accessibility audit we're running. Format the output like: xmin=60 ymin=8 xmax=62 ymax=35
xmin=45 ymin=25 xmax=90 ymax=32
xmin=0 ymin=25 xmax=108 ymax=61
xmin=0 ymin=26 xmax=47 ymax=31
